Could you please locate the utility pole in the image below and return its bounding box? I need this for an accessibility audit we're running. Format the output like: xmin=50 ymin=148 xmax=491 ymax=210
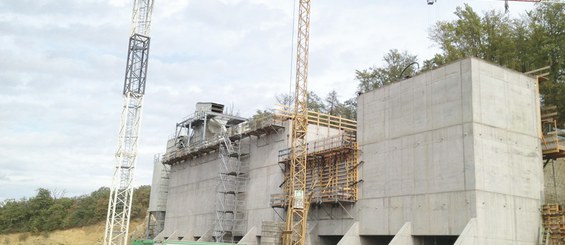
xmin=104 ymin=1 xmax=154 ymax=244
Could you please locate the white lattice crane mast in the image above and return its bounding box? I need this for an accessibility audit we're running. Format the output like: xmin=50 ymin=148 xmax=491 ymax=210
xmin=283 ymin=1 xmax=311 ymax=245
xmin=104 ymin=1 xmax=154 ymax=245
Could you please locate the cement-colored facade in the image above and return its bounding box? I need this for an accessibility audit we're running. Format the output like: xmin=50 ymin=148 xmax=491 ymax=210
xmin=357 ymin=57 xmax=542 ymax=244
xmin=153 ymin=58 xmax=544 ymax=244
xmin=158 ymin=122 xmax=342 ymax=241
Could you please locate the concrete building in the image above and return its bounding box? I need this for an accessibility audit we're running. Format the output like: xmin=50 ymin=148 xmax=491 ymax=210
xmin=148 ymin=58 xmax=543 ymax=244
xmin=355 ymin=57 xmax=542 ymax=244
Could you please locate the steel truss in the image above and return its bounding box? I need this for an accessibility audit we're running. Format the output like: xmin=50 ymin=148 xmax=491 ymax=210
xmin=104 ymin=1 xmax=154 ymax=244
xmin=284 ymin=0 xmax=311 ymax=244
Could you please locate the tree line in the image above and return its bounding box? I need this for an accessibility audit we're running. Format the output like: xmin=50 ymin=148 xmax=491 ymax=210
xmin=263 ymin=91 xmax=357 ymax=120
xmin=357 ymin=3 xmax=565 ymax=120
xmin=261 ymin=3 xmax=564 ymax=121
xmin=0 ymin=186 xmax=150 ymax=234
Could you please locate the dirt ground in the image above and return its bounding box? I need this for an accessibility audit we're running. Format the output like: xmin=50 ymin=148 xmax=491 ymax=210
xmin=0 ymin=219 xmax=146 ymax=245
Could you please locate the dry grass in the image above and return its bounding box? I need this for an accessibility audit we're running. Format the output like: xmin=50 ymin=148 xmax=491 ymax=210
xmin=0 ymin=219 xmax=145 ymax=245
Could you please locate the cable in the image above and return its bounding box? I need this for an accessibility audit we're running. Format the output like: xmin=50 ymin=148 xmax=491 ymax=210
xmin=399 ymin=62 xmax=420 ymax=79
xmin=288 ymin=0 xmax=297 ymax=107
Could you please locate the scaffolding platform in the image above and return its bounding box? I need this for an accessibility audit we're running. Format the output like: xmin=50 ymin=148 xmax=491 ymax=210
xmin=275 ymin=105 xmax=357 ymax=132
xmin=271 ymin=111 xmax=360 ymax=208
xmin=542 ymin=106 xmax=565 ymax=159
xmin=162 ymin=114 xmax=284 ymax=165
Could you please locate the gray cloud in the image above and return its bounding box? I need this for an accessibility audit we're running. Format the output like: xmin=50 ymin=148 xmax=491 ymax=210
xmin=0 ymin=0 xmax=534 ymax=201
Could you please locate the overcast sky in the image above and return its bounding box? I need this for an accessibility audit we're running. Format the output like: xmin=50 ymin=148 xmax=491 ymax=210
xmin=0 ymin=0 xmax=534 ymax=201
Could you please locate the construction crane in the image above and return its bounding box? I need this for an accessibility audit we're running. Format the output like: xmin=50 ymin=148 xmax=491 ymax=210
xmin=103 ymin=1 xmax=154 ymax=245
xmin=283 ymin=0 xmax=311 ymax=245
xmin=428 ymin=0 xmax=565 ymax=10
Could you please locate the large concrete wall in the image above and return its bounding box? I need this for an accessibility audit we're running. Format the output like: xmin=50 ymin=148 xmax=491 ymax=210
xmin=357 ymin=58 xmax=542 ymax=243
xmin=161 ymin=122 xmax=342 ymax=240
xmin=162 ymin=131 xmax=287 ymax=239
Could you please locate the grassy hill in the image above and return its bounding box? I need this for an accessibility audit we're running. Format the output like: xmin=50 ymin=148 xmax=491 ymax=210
xmin=0 ymin=219 xmax=146 ymax=245
xmin=0 ymin=186 xmax=150 ymax=244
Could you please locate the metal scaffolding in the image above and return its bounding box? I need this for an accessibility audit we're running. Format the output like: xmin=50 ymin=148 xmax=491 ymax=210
xmin=161 ymin=105 xmax=286 ymax=242
xmin=214 ymin=127 xmax=249 ymax=242
xmin=541 ymin=105 xmax=565 ymax=159
xmin=162 ymin=113 xmax=284 ymax=166
xmin=271 ymin=110 xmax=360 ymax=209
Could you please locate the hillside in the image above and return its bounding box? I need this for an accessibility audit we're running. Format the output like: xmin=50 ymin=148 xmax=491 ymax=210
xmin=0 ymin=186 xmax=149 ymax=235
xmin=0 ymin=219 xmax=146 ymax=245
xmin=0 ymin=186 xmax=150 ymax=245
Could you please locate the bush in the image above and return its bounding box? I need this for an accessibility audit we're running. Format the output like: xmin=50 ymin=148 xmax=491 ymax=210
xmin=0 ymin=186 xmax=150 ymax=234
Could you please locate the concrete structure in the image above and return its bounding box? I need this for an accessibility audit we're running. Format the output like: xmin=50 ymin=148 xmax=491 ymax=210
xmin=356 ymin=57 xmax=543 ymax=244
xmin=154 ymin=108 xmax=343 ymax=243
xmin=150 ymin=58 xmax=544 ymax=244
xmin=161 ymin=123 xmax=287 ymax=241
xmin=147 ymin=155 xmax=170 ymax=238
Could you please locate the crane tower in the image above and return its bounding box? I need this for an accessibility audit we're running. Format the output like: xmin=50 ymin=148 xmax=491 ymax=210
xmin=104 ymin=1 xmax=154 ymax=244
xmin=283 ymin=0 xmax=311 ymax=245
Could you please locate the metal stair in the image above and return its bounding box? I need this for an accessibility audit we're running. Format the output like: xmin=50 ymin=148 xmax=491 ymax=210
xmin=213 ymin=126 xmax=248 ymax=243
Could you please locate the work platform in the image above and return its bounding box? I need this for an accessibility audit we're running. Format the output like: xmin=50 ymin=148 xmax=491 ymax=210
xmin=162 ymin=113 xmax=284 ymax=165
xmin=542 ymin=106 xmax=565 ymax=159
xmin=271 ymin=110 xmax=360 ymax=208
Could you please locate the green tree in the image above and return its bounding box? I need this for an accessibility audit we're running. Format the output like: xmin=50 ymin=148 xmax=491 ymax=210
xmin=28 ymin=188 xmax=54 ymax=232
xmin=91 ymin=187 xmax=110 ymax=222
xmin=45 ymin=197 xmax=73 ymax=231
xmin=325 ymin=90 xmax=341 ymax=116
xmin=274 ymin=92 xmax=326 ymax=112
xmin=64 ymin=187 xmax=110 ymax=228
xmin=529 ymin=3 xmax=565 ymax=83
xmin=276 ymin=93 xmax=293 ymax=107
xmin=428 ymin=3 xmax=565 ymax=120
xmin=342 ymin=98 xmax=357 ymax=120
xmin=0 ymin=198 xmax=30 ymax=233
xmin=131 ymin=185 xmax=151 ymax=219
xmin=355 ymin=49 xmax=418 ymax=93
xmin=0 ymin=185 xmax=150 ymax=234
xmin=428 ymin=4 xmax=520 ymax=68
xmin=308 ymin=91 xmax=325 ymax=113
xmin=251 ymin=109 xmax=272 ymax=120
xmin=530 ymin=4 xmax=565 ymax=121
xmin=429 ymin=4 xmax=484 ymax=63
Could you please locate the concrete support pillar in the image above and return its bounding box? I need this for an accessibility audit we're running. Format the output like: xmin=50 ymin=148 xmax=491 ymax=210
xmin=153 ymin=230 xmax=165 ymax=243
xmin=178 ymin=229 xmax=195 ymax=241
xmin=454 ymin=218 xmax=478 ymax=245
xmin=238 ymin=226 xmax=258 ymax=245
xmin=389 ymin=222 xmax=414 ymax=245
xmin=337 ymin=222 xmax=361 ymax=245
xmin=197 ymin=228 xmax=214 ymax=242
xmin=306 ymin=222 xmax=319 ymax=245
xmin=153 ymin=229 xmax=173 ymax=243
